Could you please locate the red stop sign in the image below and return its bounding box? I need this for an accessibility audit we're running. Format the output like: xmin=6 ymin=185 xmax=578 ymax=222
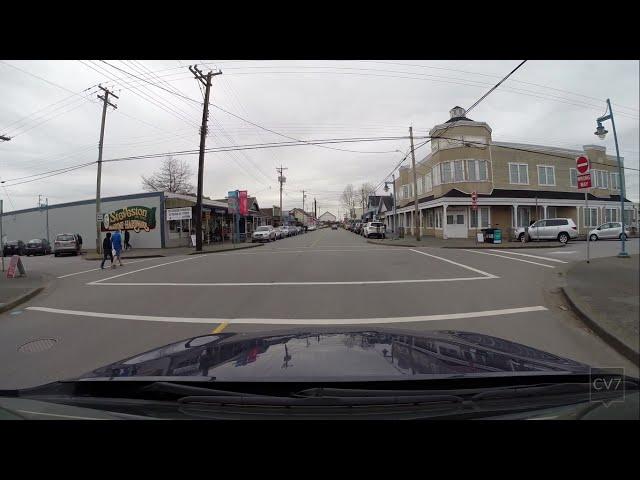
xmin=576 ymin=156 xmax=590 ymax=174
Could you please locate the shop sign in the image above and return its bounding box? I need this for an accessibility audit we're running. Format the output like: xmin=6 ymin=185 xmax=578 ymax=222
xmin=239 ymin=190 xmax=248 ymax=216
xmin=166 ymin=207 xmax=192 ymax=221
xmin=101 ymin=206 xmax=157 ymax=233
xmin=228 ymin=191 xmax=239 ymax=214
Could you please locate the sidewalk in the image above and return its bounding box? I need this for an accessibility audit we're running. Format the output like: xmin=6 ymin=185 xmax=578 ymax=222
xmin=366 ymin=236 xmax=565 ymax=249
xmin=562 ymin=255 xmax=639 ymax=366
xmin=0 ymin=271 xmax=50 ymax=314
xmin=83 ymin=242 xmax=262 ymax=260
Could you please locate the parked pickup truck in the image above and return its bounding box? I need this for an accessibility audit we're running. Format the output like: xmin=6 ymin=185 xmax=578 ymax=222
xmin=363 ymin=221 xmax=386 ymax=239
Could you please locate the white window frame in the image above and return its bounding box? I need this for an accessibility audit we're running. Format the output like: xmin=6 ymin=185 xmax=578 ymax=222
xmin=433 ymin=164 xmax=441 ymax=187
xmin=610 ymin=172 xmax=620 ymax=190
xmin=402 ymin=184 xmax=409 ymax=200
xmin=584 ymin=207 xmax=598 ymax=227
xmin=604 ymin=207 xmax=619 ymax=223
xmin=441 ymin=161 xmax=452 ymax=184
xmin=546 ymin=206 xmax=558 ymax=219
xmin=425 ymin=171 xmax=432 ymax=192
xmin=469 ymin=207 xmax=490 ymax=228
xmin=417 ymin=177 xmax=423 ymax=195
xmin=453 ymin=160 xmax=465 ymax=182
xmin=537 ymin=165 xmax=556 ymax=186
xmin=466 ymin=159 xmax=488 ymax=182
xmin=434 ymin=209 xmax=442 ymax=229
xmin=569 ymin=168 xmax=578 ymax=188
xmin=509 ymin=163 xmax=529 ymax=185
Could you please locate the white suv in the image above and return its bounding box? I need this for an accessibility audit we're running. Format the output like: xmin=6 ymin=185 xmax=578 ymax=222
xmin=515 ymin=218 xmax=578 ymax=244
xmin=363 ymin=221 xmax=386 ymax=239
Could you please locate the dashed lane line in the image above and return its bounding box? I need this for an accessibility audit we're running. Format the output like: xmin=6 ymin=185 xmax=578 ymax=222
xmin=26 ymin=305 xmax=548 ymax=325
xmin=488 ymin=249 xmax=568 ymax=264
xmin=88 ymin=255 xmax=201 ymax=284
xmin=57 ymin=258 xmax=158 ymax=278
xmin=462 ymin=249 xmax=555 ymax=268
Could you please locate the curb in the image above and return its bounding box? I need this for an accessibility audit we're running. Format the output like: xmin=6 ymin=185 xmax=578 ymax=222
xmin=366 ymin=240 xmax=417 ymax=247
xmin=561 ymin=286 xmax=639 ymax=367
xmin=443 ymin=243 xmax=566 ymax=249
xmin=188 ymin=244 xmax=263 ymax=255
xmin=0 ymin=286 xmax=45 ymax=314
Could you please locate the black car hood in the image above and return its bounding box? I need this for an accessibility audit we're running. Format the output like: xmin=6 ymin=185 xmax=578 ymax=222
xmin=77 ymin=329 xmax=592 ymax=382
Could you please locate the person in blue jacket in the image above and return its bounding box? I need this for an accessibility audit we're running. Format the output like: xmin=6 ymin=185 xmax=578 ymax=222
xmin=111 ymin=229 xmax=124 ymax=266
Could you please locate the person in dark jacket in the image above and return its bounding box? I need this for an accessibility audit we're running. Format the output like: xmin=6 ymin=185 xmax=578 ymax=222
xmin=76 ymin=233 xmax=83 ymax=252
xmin=124 ymin=229 xmax=131 ymax=250
xmin=100 ymin=233 xmax=113 ymax=269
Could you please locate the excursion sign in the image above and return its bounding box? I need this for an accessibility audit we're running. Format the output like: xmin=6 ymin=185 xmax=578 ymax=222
xmin=101 ymin=206 xmax=157 ymax=233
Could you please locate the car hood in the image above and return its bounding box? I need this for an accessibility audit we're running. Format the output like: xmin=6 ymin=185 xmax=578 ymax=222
xmin=77 ymin=329 xmax=592 ymax=382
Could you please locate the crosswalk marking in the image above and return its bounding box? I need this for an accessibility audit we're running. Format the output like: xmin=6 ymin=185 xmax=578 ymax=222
xmin=462 ymin=249 xmax=555 ymax=268
xmin=488 ymin=249 xmax=568 ymax=264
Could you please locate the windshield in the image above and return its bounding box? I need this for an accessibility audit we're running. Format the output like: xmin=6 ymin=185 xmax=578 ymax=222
xmin=0 ymin=59 xmax=638 ymax=421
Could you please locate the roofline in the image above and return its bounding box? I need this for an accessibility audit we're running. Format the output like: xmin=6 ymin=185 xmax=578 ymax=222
xmin=1 ymin=191 xmax=163 ymax=217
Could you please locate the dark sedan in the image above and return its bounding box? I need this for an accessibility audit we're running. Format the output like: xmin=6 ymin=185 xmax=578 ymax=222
xmin=3 ymin=240 xmax=26 ymax=256
xmin=25 ymin=238 xmax=52 ymax=256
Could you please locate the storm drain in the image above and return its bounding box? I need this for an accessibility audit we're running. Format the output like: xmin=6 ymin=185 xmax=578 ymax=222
xmin=18 ymin=338 xmax=58 ymax=353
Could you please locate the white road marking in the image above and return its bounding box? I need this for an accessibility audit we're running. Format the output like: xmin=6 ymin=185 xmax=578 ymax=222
xmin=26 ymin=305 xmax=548 ymax=325
xmin=88 ymin=255 xmax=200 ymax=284
xmin=409 ymin=249 xmax=498 ymax=278
xmin=548 ymin=251 xmax=577 ymax=255
xmin=57 ymin=258 xmax=156 ymax=278
xmin=231 ymin=248 xmax=409 ymax=255
xmin=16 ymin=410 xmax=107 ymax=420
xmin=488 ymin=249 xmax=568 ymax=264
xmin=89 ymin=277 xmax=494 ymax=287
xmin=463 ymin=249 xmax=555 ymax=268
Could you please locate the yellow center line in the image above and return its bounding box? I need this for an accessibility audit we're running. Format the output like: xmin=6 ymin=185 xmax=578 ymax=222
xmin=211 ymin=321 xmax=229 ymax=333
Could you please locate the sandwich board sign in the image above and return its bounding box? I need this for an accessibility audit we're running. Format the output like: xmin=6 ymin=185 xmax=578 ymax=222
xmin=6 ymin=255 xmax=26 ymax=278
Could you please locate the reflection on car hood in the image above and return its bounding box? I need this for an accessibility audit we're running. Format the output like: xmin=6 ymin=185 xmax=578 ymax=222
xmin=78 ymin=329 xmax=592 ymax=381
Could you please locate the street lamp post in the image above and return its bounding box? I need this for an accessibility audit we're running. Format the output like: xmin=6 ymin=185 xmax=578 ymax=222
xmin=594 ymin=98 xmax=629 ymax=258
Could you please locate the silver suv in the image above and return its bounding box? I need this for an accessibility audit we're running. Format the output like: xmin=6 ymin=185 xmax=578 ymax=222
xmin=515 ymin=218 xmax=578 ymax=244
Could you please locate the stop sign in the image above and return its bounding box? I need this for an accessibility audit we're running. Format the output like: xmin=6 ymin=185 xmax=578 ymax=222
xmin=576 ymin=156 xmax=590 ymax=174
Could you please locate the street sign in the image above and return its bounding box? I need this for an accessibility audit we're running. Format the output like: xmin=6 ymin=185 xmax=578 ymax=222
xmin=471 ymin=191 xmax=478 ymax=210
xmin=6 ymin=255 xmax=26 ymax=278
xmin=578 ymin=174 xmax=592 ymax=189
xmin=96 ymin=213 xmax=103 ymax=222
xmin=576 ymin=155 xmax=590 ymax=174
xmin=166 ymin=207 xmax=192 ymax=221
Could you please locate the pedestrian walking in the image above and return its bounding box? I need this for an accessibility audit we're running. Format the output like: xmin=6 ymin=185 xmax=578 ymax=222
xmin=124 ymin=229 xmax=131 ymax=250
xmin=111 ymin=229 xmax=124 ymax=266
xmin=75 ymin=233 xmax=83 ymax=253
xmin=100 ymin=232 xmax=113 ymax=269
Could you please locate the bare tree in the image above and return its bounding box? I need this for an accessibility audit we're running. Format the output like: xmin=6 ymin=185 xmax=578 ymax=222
xmin=358 ymin=182 xmax=376 ymax=211
xmin=141 ymin=156 xmax=194 ymax=194
xmin=341 ymin=184 xmax=357 ymax=218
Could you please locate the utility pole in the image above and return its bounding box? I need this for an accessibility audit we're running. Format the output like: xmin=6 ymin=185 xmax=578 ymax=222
xmin=409 ymin=126 xmax=421 ymax=241
xmin=95 ymin=85 xmax=118 ymax=254
xmin=277 ymin=165 xmax=288 ymax=226
xmin=314 ymin=197 xmax=317 ymax=220
xmin=38 ymin=195 xmax=50 ymax=242
xmin=190 ymin=65 xmax=222 ymax=252
xmin=0 ymin=199 xmax=4 ymax=272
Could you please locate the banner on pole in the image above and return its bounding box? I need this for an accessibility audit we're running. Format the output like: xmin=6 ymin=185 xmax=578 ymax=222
xmin=239 ymin=190 xmax=248 ymax=216
xmin=228 ymin=191 xmax=239 ymax=214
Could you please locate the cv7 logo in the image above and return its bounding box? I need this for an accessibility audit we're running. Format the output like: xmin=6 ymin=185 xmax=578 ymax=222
xmin=589 ymin=367 xmax=625 ymax=406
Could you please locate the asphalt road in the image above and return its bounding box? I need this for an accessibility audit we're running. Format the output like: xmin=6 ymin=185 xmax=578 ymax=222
xmin=1 ymin=228 xmax=637 ymax=388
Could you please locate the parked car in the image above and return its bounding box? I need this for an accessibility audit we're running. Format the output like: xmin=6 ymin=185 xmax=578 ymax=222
xmin=54 ymin=233 xmax=80 ymax=256
xmin=251 ymin=226 xmax=276 ymax=242
xmin=25 ymin=238 xmax=52 ymax=256
xmin=354 ymin=222 xmax=363 ymax=235
xmin=3 ymin=240 xmax=26 ymax=256
xmin=296 ymin=226 xmax=303 ymax=234
xmin=588 ymin=222 xmax=630 ymax=241
xmin=515 ymin=218 xmax=578 ymax=244
xmin=307 ymin=225 xmax=317 ymax=231
xmin=331 ymin=224 xmax=338 ymax=230
xmin=274 ymin=227 xmax=285 ymax=240
xmin=363 ymin=221 xmax=386 ymax=239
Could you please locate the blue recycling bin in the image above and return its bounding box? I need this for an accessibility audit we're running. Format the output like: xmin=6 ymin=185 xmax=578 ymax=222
xmin=494 ymin=229 xmax=502 ymax=244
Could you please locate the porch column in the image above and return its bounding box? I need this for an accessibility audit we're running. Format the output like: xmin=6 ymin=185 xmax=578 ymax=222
xmin=442 ymin=204 xmax=448 ymax=239
xmin=542 ymin=205 xmax=548 ymax=219
xmin=512 ymin=204 xmax=519 ymax=228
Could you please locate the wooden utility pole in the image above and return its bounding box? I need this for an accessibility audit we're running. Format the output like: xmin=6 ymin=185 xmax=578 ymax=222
xmin=95 ymin=85 xmax=118 ymax=254
xmin=277 ymin=165 xmax=287 ymax=226
xmin=189 ymin=65 xmax=222 ymax=251
xmin=409 ymin=126 xmax=421 ymax=241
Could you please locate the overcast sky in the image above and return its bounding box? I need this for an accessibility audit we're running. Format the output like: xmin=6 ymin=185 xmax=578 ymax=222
xmin=1 ymin=60 xmax=638 ymax=217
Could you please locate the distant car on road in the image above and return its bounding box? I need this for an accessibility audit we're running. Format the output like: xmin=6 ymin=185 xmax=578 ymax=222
xmin=25 ymin=238 xmax=52 ymax=256
xmin=363 ymin=221 xmax=386 ymax=239
xmin=331 ymin=224 xmax=338 ymax=230
xmin=588 ymin=222 xmax=630 ymax=241
xmin=307 ymin=225 xmax=317 ymax=231
xmin=252 ymin=226 xmax=276 ymax=242
xmin=274 ymin=227 xmax=285 ymax=240
xmin=514 ymin=218 xmax=578 ymax=244
xmin=54 ymin=233 xmax=80 ymax=256
xmin=3 ymin=240 xmax=26 ymax=256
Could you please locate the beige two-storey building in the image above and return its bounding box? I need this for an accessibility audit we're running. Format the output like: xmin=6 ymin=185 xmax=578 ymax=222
xmin=388 ymin=106 xmax=633 ymax=240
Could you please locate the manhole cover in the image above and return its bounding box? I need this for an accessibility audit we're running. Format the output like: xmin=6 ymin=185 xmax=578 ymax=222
xmin=18 ymin=338 xmax=57 ymax=353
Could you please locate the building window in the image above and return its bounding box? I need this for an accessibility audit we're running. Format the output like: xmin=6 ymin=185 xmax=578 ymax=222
xmin=584 ymin=207 xmax=598 ymax=227
xmin=453 ymin=160 xmax=465 ymax=182
xmin=623 ymin=209 xmax=632 ymax=225
xmin=593 ymin=170 xmax=610 ymax=189
xmin=537 ymin=165 xmax=556 ymax=186
xmin=402 ymin=184 xmax=409 ymax=200
xmin=604 ymin=207 xmax=618 ymax=223
xmin=467 ymin=160 xmax=488 ymax=181
xmin=569 ymin=168 xmax=578 ymax=187
xmin=433 ymin=164 xmax=441 ymax=186
xmin=441 ymin=162 xmax=452 ymax=183
xmin=426 ymin=209 xmax=434 ymax=227
xmin=547 ymin=206 xmax=558 ymax=218
xmin=610 ymin=172 xmax=620 ymax=190
xmin=470 ymin=207 xmax=490 ymax=228
xmin=435 ymin=209 xmax=442 ymax=228
xmin=517 ymin=207 xmax=531 ymax=227
xmin=509 ymin=163 xmax=529 ymax=184
xmin=417 ymin=178 xmax=423 ymax=195
xmin=425 ymin=171 xmax=432 ymax=192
